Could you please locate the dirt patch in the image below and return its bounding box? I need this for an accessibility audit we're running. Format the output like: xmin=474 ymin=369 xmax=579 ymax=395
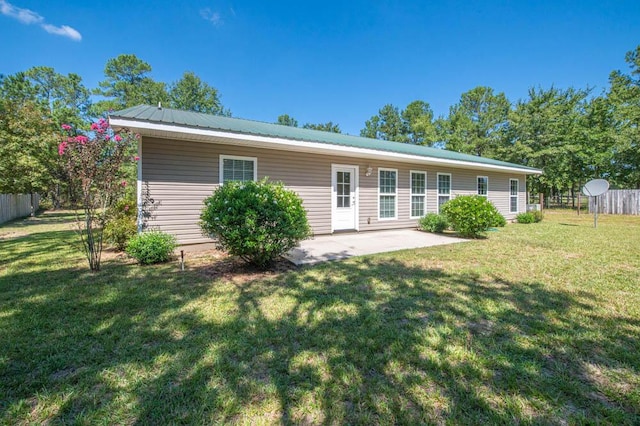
xmin=185 ymin=248 xmax=298 ymax=283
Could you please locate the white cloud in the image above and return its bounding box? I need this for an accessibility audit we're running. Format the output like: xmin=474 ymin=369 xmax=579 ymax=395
xmin=0 ymin=0 xmax=43 ymax=24
xmin=200 ymin=7 xmax=223 ymax=26
xmin=42 ymin=24 xmax=82 ymax=41
xmin=0 ymin=0 xmax=81 ymax=41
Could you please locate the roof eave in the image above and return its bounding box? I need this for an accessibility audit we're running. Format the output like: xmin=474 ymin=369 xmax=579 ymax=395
xmin=109 ymin=117 xmax=543 ymax=175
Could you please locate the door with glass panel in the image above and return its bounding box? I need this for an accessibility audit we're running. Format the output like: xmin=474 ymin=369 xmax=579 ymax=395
xmin=332 ymin=165 xmax=357 ymax=231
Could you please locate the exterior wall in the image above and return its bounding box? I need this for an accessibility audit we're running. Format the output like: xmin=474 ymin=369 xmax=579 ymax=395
xmin=141 ymin=136 xmax=527 ymax=244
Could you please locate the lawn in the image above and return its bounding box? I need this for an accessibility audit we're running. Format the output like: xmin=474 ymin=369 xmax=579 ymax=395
xmin=1 ymin=210 xmax=639 ymax=424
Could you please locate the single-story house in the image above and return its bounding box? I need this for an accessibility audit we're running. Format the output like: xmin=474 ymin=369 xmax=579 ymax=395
xmin=109 ymin=105 xmax=542 ymax=245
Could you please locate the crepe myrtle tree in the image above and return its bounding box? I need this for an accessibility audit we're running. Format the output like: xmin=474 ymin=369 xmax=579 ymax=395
xmin=59 ymin=118 xmax=138 ymax=271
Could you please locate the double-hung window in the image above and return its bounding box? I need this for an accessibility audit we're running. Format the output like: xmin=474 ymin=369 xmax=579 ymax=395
xmin=378 ymin=168 xmax=397 ymax=219
xmin=219 ymin=155 xmax=257 ymax=184
xmin=410 ymin=171 xmax=426 ymax=218
xmin=437 ymin=173 xmax=451 ymax=212
xmin=510 ymin=179 xmax=519 ymax=213
xmin=477 ymin=176 xmax=488 ymax=197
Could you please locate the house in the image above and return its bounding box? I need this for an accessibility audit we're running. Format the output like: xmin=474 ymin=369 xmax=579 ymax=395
xmin=109 ymin=105 xmax=542 ymax=245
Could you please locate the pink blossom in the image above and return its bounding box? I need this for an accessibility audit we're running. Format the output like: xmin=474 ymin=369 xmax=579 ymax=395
xmin=104 ymin=135 xmax=111 ymax=141
xmin=61 ymin=124 xmax=72 ymax=130
xmin=90 ymin=123 xmax=99 ymax=130
xmin=121 ymin=180 xmax=127 ymax=187
xmin=75 ymin=135 xmax=88 ymax=144
xmin=58 ymin=141 xmax=67 ymax=155
xmin=114 ymin=134 xmax=122 ymax=142
xmin=124 ymin=205 xmax=130 ymax=211
xmin=134 ymin=156 xmax=140 ymax=161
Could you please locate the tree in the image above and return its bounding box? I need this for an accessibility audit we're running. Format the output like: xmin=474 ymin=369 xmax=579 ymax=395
xmin=607 ymin=45 xmax=640 ymax=188
xmin=58 ymin=118 xmax=137 ymax=271
xmin=1 ymin=67 xmax=90 ymax=127
xmin=360 ymin=104 xmax=409 ymax=142
xmin=92 ymin=54 xmax=168 ymax=114
xmin=361 ymin=101 xmax=437 ymax=144
xmin=25 ymin=66 xmax=91 ymax=128
xmin=508 ymin=86 xmax=589 ymax=198
xmin=0 ymin=72 xmax=37 ymax=104
xmin=402 ymin=100 xmax=437 ymax=145
xmin=302 ymin=121 xmax=341 ymax=133
xmin=169 ymin=71 xmax=230 ymax=115
xmin=0 ymin=99 xmax=58 ymax=195
xmin=0 ymin=67 xmax=92 ymax=206
xmin=438 ymin=86 xmax=510 ymax=157
xmin=277 ymin=114 xmax=298 ymax=127
xmin=577 ymin=96 xmax=617 ymax=183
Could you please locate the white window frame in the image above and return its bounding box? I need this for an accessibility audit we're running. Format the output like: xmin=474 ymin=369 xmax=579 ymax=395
xmin=410 ymin=170 xmax=427 ymax=219
xmin=219 ymin=155 xmax=258 ymax=184
xmin=437 ymin=173 xmax=452 ymax=213
xmin=510 ymin=178 xmax=519 ymax=213
xmin=477 ymin=176 xmax=488 ymax=197
xmin=378 ymin=168 xmax=398 ymax=220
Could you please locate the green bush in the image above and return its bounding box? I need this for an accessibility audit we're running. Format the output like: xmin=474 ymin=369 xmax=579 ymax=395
xmin=533 ymin=210 xmax=544 ymax=223
xmin=200 ymin=179 xmax=311 ymax=269
xmin=440 ymin=195 xmax=506 ymax=238
xmin=516 ymin=212 xmax=536 ymax=223
xmin=104 ymin=216 xmax=137 ymax=250
xmin=419 ymin=213 xmax=449 ymax=233
xmin=126 ymin=230 xmax=177 ymax=265
xmin=104 ymin=196 xmax=137 ymax=251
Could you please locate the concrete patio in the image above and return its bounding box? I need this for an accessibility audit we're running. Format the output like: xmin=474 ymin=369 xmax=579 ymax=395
xmin=284 ymin=229 xmax=468 ymax=265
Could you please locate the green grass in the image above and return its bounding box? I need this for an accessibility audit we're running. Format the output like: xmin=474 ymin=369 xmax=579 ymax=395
xmin=1 ymin=210 xmax=639 ymax=424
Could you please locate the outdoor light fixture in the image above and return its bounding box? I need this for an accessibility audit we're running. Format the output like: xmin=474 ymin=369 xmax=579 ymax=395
xmin=365 ymin=166 xmax=373 ymax=177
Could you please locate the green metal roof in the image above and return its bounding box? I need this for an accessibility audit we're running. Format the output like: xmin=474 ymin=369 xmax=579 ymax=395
xmin=110 ymin=105 xmax=540 ymax=173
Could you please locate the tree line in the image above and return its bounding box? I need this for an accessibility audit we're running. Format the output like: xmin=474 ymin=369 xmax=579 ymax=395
xmin=267 ymin=45 xmax=640 ymax=197
xmin=353 ymin=46 xmax=640 ymax=196
xmin=1 ymin=46 xmax=639 ymax=207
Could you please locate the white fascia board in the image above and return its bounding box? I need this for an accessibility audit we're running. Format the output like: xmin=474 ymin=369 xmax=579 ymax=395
xmin=109 ymin=118 xmax=543 ymax=175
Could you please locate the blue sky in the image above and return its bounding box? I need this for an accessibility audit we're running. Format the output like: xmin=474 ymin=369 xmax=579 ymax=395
xmin=1 ymin=0 xmax=639 ymax=135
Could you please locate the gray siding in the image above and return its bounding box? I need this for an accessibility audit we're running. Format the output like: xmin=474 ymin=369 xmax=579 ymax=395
xmin=141 ymin=137 xmax=527 ymax=244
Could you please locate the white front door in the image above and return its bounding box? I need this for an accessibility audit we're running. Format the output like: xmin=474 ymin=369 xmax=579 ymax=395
xmin=332 ymin=165 xmax=358 ymax=231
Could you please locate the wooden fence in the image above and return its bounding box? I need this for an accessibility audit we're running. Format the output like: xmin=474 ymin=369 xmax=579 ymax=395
xmin=0 ymin=194 xmax=40 ymax=224
xmin=589 ymin=190 xmax=640 ymax=215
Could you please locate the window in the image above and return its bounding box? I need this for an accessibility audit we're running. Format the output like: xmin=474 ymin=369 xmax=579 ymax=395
xmin=219 ymin=155 xmax=257 ymax=183
xmin=510 ymin=179 xmax=519 ymax=213
xmin=378 ymin=168 xmax=397 ymax=219
xmin=336 ymin=171 xmax=351 ymax=208
xmin=477 ymin=176 xmax=488 ymax=197
xmin=437 ymin=173 xmax=451 ymax=212
xmin=410 ymin=171 xmax=426 ymax=218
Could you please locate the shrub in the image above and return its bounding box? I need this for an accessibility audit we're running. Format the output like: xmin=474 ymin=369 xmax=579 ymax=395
xmin=440 ymin=195 xmax=506 ymax=238
xmin=516 ymin=212 xmax=536 ymax=224
xmin=104 ymin=196 xmax=137 ymax=251
xmin=419 ymin=213 xmax=449 ymax=233
xmin=126 ymin=231 xmax=177 ymax=265
xmin=104 ymin=216 xmax=137 ymax=250
xmin=200 ymin=179 xmax=311 ymax=269
xmin=533 ymin=210 xmax=544 ymax=223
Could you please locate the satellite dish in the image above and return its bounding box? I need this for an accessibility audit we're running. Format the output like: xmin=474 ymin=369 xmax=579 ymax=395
xmin=582 ymin=179 xmax=609 ymax=197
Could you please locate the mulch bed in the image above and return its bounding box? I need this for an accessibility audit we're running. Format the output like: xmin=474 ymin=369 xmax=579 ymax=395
xmin=183 ymin=248 xmax=298 ymax=283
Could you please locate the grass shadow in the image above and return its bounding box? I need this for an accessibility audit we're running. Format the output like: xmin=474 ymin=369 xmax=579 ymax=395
xmin=1 ymin=215 xmax=639 ymax=423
